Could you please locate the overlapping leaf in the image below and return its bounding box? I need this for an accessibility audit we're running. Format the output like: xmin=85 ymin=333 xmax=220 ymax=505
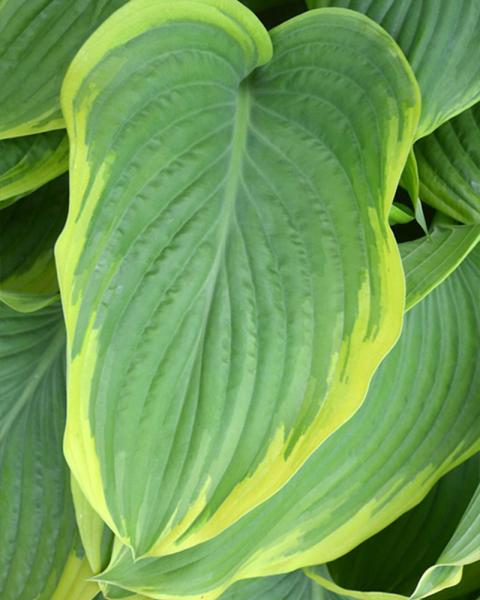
xmin=307 ymin=454 xmax=480 ymax=599
xmin=0 ymin=131 xmax=68 ymax=207
xmin=0 ymin=0 xmax=128 ymax=138
xmin=219 ymin=570 xmax=322 ymax=599
xmin=399 ymin=220 xmax=480 ymax=310
xmin=57 ymin=0 xmax=418 ymax=558
xmin=0 ymin=174 xmax=68 ymax=312
xmin=415 ymin=103 xmax=480 ymax=224
xmin=0 ymin=303 xmax=97 ymax=600
xmin=93 ymin=244 xmax=480 ymax=600
xmin=308 ymin=0 xmax=480 ymax=138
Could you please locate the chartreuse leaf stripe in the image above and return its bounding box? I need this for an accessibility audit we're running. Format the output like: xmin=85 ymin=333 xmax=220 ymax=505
xmin=0 ymin=0 xmax=129 ymax=138
xmin=305 ymin=455 xmax=480 ymax=600
xmin=0 ymin=304 xmax=96 ymax=600
xmin=0 ymin=175 xmax=68 ymax=312
xmin=0 ymin=131 xmax=68 ymax=207
xmin=308 ymin=0 xmax=480 ymax=138
xmin=415 ymin=103 xmax=480 ymax=224
xmin=400 ymin=221 xmax=480 ymax=311
xmin=57 ymin=0 xmax=419 ymax=559
xmin=94 ymin=247 xmax=480 ymax=600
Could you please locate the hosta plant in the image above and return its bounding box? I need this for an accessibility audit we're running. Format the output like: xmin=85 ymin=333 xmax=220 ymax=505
xmin=0 ymin=1 xmax=479 ymax=599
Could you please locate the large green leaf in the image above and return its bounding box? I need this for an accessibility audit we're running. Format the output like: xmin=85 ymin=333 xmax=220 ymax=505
xmin=0 ymin=0 xmax=128 ymax=138
xmin=307 ymin=0 xmax=480 ymax=138
xmin=415 ymin=103 xmax=480 ymax=224
xmin=94 ymin=244 xmax=480 ymax=600
xmin=0 ymin=175 xmax=68 ymax=312
xmin=0 ymin=131 xmax=68 ymax=207
xmin=399 ymin=220 xmax=480 ymax=311
xmin=306 ymin=454 xmax=480 ymax=599
xmin=57 ymin=0 xmax=418 ymax=558
xmin=0 ymin=303 xmax=97 ymax=600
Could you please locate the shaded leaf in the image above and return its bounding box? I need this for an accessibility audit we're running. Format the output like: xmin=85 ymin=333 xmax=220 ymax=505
xmin=306 ymin=454 xmax=480 ymax=599
xmin=416 ymin=103 xmax=480 ymax=224
xmin=0 ymin=175 xmax=68 ymax=312
xmin=0 ymin=131 xmax=68 ymax=207
xmin=0 ymin=303 xmax=97 ymax=600
xmin=400 ymin=221 xmax=480 ymax=310
xmin=219 ymin=570 xmax=322 ymax=599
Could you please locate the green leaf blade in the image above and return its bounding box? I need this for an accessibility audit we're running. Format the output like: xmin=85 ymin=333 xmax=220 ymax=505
xmin=0 ymin=0 xmax=129 ymax=138
xmin=308 ymin=0 xmax=480 ymax=138
xmin=94 ymin=246 xmax=480 ymax=599
xmin=0 ymin=175 xmax=68 ymax=313
xmin=415 ymin=103 xmax=480 ymax=224
xmin=0 ymin=304 xmax=97 ymax=600
xmin=0 ymin=131 xmax=68 ymax=207
xmin=57 ymin=0 xmax=419 ymax=559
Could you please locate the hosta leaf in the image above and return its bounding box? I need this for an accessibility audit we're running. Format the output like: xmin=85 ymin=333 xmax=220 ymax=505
xmin=0 ymin=175 xmax=68 ymax=312
xmin=0 ymin=0 xmax=128 ymax=138
xmin=0 ymin=131 xmax=68 ymax=207
xmin=400 ymin=221 xmax=480 ymax=310
xmin=415 ymin=103 xmax=480 ymax=224
xmin=306 ymin=454 xmax=480 ymax=599
xmin=57 ymin=0 xmax=418 ymax=557
xmin=432 ymin=563 xmax=480 ymax=600
xmin=400 ymin=150 xmax=419 ymax=208
xmin=95 ymin=244 xmax=480 ymax=600
xmin=307 ymin=0 xmax=480 ymax=138
xmin=72 ymin=479 xmax=114 ymax=577
xmin=398 ymin=150 xmax=427 ymax=233
xmin=388 ymin=203 xmax=414 ymax=226
xmin=0 ymin=303 xmax=97 ymax=600
xmin=219 ymin=571 xmax=322 ymax=599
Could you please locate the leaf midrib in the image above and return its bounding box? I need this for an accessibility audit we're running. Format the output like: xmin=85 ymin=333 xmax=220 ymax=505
xmin=206 ymin=79 xmax=251 ymax=286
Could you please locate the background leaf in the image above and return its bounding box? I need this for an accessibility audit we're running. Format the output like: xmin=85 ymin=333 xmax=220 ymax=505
xmin=0 ymin=0 xmax=128 ymax=138
xmin=415 ymin=103 xmax=480 ymax=224
xmin=0 ymin=174 xmax=68 ymax=312
xmin=0 ymin=303 xmax=97 ymax=600
xmin=306 ymin=454 xmax=480 ymax=599
xmin=0 ymin=131 xmax=68 ymax=207
xmin=399 ymin=220 xmax=480 ymax=310
xmin=307 ymin=0 xmax=480 ymax=138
